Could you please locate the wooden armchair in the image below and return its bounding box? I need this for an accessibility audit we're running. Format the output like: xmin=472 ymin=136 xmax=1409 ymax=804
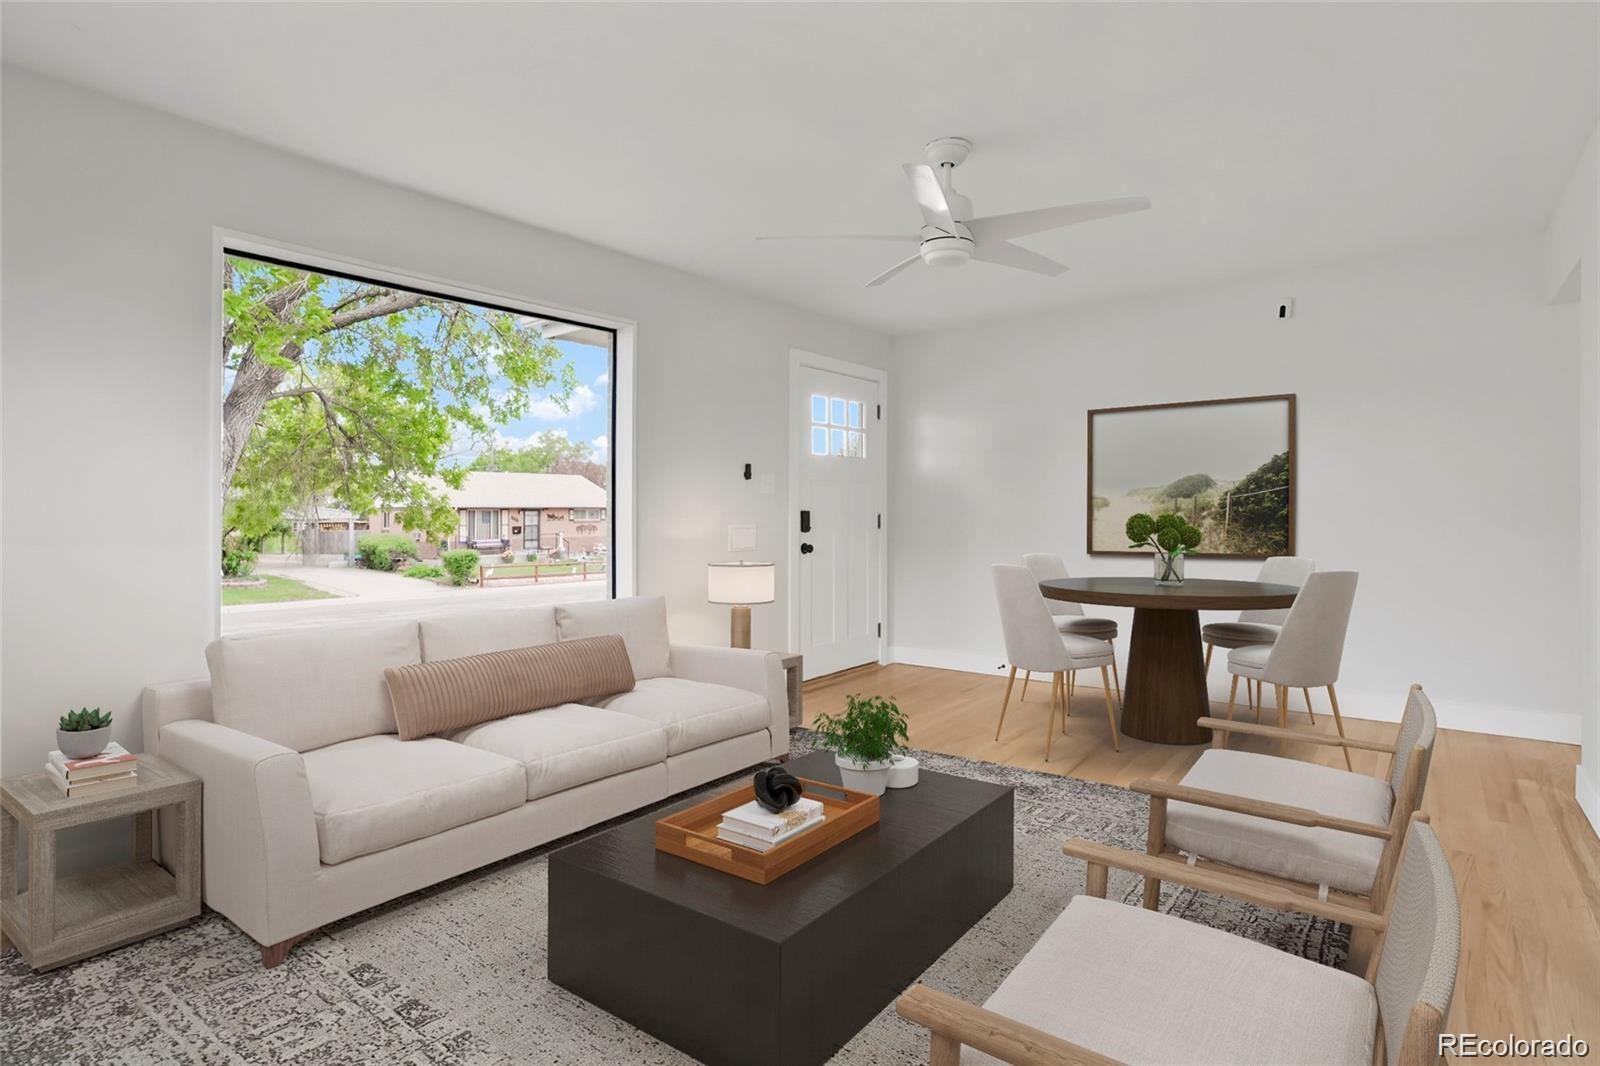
xmin=1115 ymin=683 xmax=1438 ymax=918
xmin=897 ymin=816 xmax=1459 ymax=1066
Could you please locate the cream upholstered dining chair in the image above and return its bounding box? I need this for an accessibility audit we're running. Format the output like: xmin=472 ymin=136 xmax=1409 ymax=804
xmin=1201 ymin=554 xmax=1314 ymax=672
xmin=898 ymin=817 xmax=1460 ymax=1066
xmin=1093 ymin=684 xmax=1437 ymax=923
xmin=1021 ymin=553 xmax=1122 ymax=704
xmin=1225 ymin=569 xmax=1359 ymax=767
xmin=992 ymin=564 xmax=1121 ymax=757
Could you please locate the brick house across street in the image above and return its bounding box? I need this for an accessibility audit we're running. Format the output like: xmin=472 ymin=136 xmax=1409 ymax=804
xmin=297 ymin=471 xmax=608 ymax=560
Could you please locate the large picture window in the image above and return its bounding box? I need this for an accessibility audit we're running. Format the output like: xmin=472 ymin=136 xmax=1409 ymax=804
xmin=220 ymin=250 xmax=615 ymax=628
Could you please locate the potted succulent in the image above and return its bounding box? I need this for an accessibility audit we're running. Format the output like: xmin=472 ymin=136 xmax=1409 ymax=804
xmin=1127 ymin=512 xmax=1203 ymax=586
xmin=57 ymin=707 xmax=113 ymax=759
xmin=811 ymin=695 xmax=910 ymax=796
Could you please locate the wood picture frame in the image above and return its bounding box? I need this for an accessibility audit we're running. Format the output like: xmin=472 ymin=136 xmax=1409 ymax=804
xmin=1087 ymin=393 xmax=1296 ymax=559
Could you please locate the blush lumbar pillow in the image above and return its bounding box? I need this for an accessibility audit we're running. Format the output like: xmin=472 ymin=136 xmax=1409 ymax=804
xmin=383 ymin=634 xmax=636 ymax=741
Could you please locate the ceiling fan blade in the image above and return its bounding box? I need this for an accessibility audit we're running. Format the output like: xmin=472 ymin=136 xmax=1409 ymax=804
xmin=971 ymin=240 xmax=1069 ymax=277
xmin=967 ymin=196 xmax=1150 ymax=243
xmin=865 ymin=253 xmax=923 ymax=288
xmin=755 ymin=234 xmax=918 ymax=242
xmin=902 ymin=163 xmax=956 ymax=231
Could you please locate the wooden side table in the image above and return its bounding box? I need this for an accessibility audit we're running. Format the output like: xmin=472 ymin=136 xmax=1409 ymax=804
xmin=781 ymin=653 xmax=804 ymax=728
xmin=0 ymin=755 xmax=201 ymax=970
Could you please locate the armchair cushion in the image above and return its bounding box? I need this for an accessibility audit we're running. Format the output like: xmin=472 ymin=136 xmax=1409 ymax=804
xmin=301 ymin=735 xmax=525 ymax=864
xmin=968 ymin=895 xmax=1376 ymax=1065
xmin=599 ymin=677 xmax=770 ymax=755
xmin=1201 ymin=621 xmax=1280 ymax=649
xmin=1167 ymin=748 xmax=1392 ymax=894
xmin=449 ymin=703 xmax=668 ymax=800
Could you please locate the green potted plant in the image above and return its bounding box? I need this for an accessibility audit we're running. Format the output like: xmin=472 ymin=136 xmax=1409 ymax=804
xmin=811 ymin=695 xmax=910 ymax=795
xmin=57 ymin=707 xmax=113 ymax=759
xmin=1126 ymin=512 xmax=1203 ymax=586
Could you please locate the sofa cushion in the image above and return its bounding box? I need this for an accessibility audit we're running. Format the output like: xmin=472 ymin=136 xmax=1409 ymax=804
xmin=555 ymin=597 xmax=672 ymax=680
xmin=383 ymin=635 xmax=635 ymax=740
xmin=301 ymin=735 xmax=525 ymax=865
xmin=205 ymin=620 xmax=420 ymax=752
xmin=599 ymin=677 xmax=770 ymax=755
xmin=419 ymin=607 xmax=558 ymax=662
xmin=1167 ymin=748 xmax=1393 ymax=894
xmin=966 ymin=895 xmax=1376 ymax=1065
xmin=449 ymin=704 xmax=668 ymax=800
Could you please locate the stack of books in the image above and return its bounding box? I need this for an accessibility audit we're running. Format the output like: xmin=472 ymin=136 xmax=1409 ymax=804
xmin=715 ymin=796 xmax=825 ymax=853
xmin=45 ymin=742 xmax=138 ymax=798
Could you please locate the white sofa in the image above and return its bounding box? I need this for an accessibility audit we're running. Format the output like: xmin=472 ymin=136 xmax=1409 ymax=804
xmin=142 ymin=597 xmax=787 ymax=965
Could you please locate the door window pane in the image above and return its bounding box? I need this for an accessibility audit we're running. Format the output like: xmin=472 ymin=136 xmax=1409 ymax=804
xmin=811 ymin=426 xmax=828 ymax=455
xmin=830 ymin=397 xmax=847 ymax=426
xmin=848 ymin=401 xmax=863 ymax=428
xmin=847 ymin=431 xmax=865 ymax=458
xmin=830 ymin=428 xmax=847 ymax=455
xmin=811 ymin=394 xmax=827 ymax=424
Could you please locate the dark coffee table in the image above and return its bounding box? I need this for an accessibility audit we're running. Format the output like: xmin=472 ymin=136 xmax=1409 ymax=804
xmin=548 ymin=750 xmax=1014 ymax=1066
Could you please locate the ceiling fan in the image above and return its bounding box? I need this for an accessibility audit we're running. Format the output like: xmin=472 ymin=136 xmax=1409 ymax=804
xmin=758 ymin=137 xmax=1150 ymax=287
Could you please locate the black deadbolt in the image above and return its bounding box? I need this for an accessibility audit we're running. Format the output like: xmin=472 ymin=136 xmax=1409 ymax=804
xmin=800 ymin=543 xmax=814 ymax=554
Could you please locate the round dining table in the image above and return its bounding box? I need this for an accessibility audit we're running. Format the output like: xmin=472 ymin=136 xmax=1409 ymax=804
xmin=1039 ymin=577 xmax=1299 ymax=745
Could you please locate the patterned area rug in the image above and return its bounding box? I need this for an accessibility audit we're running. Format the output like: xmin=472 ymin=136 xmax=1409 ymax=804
xmin=1 ymin=733 xmax=1347 ymax=1064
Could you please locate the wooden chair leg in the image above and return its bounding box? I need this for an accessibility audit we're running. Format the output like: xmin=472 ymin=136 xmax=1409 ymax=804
xmin=1019 ymin=670 xmax=1031 ymax=702
xmin=994 ymin=666 xmax=1017 ymax=741
xmin=1111 ymin=659 xmax=1122 ymax=703
xmin=1327 ymin=684 xmax=1353 ymax=770
xmin=1204 ymin=642 xmax=1214 ymax=673
xmin=1253 ymin=680 xmax=1263 ymax=724
xmin=1225 ymin=673 xmax=1239 ymax=725
xmin=1044 ymin=672 xmax=1059 ymax=762
xmin=1086 ymin=861 xmax=1109 ymax=898
xmin=1100 ymin=665 xmax=1120 ymax=751
xmin=1143 ymin=796 xmax=1167 ymax=910
xmin=1301 ymin=685 xmax=1318 ymax=725
xmin=1065 ymin=671 xmax=1074 ymax=717
xmin=1057 ymin=672 xmax=1068 ymax=734
xmin=1276 ymin=684 xmax=1289 ymax=754
xmin=930 ymin=1031 xmax=962 ymax=1066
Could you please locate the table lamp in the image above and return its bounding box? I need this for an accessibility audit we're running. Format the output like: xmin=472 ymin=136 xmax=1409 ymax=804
xmin=707 ymin=561 xmax=776 ymax=649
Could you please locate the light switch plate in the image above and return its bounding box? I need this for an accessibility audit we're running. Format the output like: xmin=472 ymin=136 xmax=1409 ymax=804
xmin=727 ymin=524 xmax=757 ymax=552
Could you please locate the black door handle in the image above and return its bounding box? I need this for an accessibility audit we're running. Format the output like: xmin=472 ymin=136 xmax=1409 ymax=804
xmin=800 ymin=543 xmax=814 ymax=554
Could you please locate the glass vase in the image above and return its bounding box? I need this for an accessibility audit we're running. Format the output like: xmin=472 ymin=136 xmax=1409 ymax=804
xmin=1154 ymin=552 xmax=1185 ymax=586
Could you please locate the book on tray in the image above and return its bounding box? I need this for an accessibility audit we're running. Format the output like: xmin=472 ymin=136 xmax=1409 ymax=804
xmin=715 ymin=797 xmax=825 ymax=852
xmin=44 ymin=741 xmax=139 ymax=797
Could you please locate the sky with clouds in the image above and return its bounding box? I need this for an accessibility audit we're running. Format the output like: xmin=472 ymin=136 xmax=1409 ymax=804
xmin=452 ymin=337 xmax=612 ymax=467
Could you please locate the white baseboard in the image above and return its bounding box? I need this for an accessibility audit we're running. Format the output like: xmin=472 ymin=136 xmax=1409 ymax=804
xmin=887 ymin=645 xmax=1582 ymax=745
xmin=1578 ymin=764 xmax=1600 ymax=839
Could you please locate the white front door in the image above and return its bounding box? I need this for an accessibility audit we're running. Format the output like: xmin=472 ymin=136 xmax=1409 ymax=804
xmin=794 ymin=360 xmax=884 ymax=679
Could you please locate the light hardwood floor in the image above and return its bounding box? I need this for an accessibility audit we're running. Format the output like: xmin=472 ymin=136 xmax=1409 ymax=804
xmin=804 ymin=662 xmax=1600 ymax=1046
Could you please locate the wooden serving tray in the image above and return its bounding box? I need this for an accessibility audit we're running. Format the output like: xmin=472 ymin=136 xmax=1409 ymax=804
xmin=654 ymin=776 xmax=880 ymax=884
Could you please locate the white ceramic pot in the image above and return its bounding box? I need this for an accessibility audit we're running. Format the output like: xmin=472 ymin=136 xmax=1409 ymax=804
xmin=835 ymin=755 xmax=893 ymax=796
xmin=57 ymin=726 xmax=111 ymax=759
xmin=887 ymin=754 xmax=920 ymax=789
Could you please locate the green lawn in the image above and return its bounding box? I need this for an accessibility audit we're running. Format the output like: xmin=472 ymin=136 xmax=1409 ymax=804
xmin=481 ymin=561 xmax=608 ymax=579
xmin=222 ymin=575 xmax=337 ymax=606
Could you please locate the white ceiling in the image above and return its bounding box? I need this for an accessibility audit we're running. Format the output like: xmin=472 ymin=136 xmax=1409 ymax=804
xmin=4 ymin=3 xmax=1596 ymax=334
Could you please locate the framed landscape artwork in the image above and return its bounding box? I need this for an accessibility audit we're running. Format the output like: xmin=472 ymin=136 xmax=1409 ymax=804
xmin=1087 ymin=394 xmax=1295 ymax=558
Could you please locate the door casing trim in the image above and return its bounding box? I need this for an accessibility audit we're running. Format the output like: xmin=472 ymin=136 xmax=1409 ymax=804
xmin=786 ymin=349 xmax=889 ymax=674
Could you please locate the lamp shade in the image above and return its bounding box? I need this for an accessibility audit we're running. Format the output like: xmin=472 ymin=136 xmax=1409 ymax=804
xmin=707 ymin=561 xmax=776 ymax=605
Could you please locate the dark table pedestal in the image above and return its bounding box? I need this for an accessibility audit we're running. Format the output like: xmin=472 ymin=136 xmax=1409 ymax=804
xmin=1121 ymin=607 xmax=1211 ymax=745
xmin=549 ymin=752 xmax=1013 ymax=1066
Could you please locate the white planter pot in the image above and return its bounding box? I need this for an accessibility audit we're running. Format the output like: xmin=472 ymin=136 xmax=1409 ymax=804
xmin=57 ymin=725 xmax=111 ymax=759
xmin=887 ymin=754 xmax=920 ymax=789
xmin=835 ymin=755 xmax=893 ymax=796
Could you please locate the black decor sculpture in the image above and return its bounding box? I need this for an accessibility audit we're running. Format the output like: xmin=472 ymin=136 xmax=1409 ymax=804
xmin=753 ymin=766 xmax=804 ymax=813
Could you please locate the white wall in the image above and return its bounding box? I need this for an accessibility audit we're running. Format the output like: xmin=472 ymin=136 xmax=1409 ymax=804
xmin=0 ymin=71 xmax=889 ymax=795
xmin=888 ymin=235 xmax=1581 ymax=743
xmin=1544 ymin=124 xmax=1599 ymax=829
